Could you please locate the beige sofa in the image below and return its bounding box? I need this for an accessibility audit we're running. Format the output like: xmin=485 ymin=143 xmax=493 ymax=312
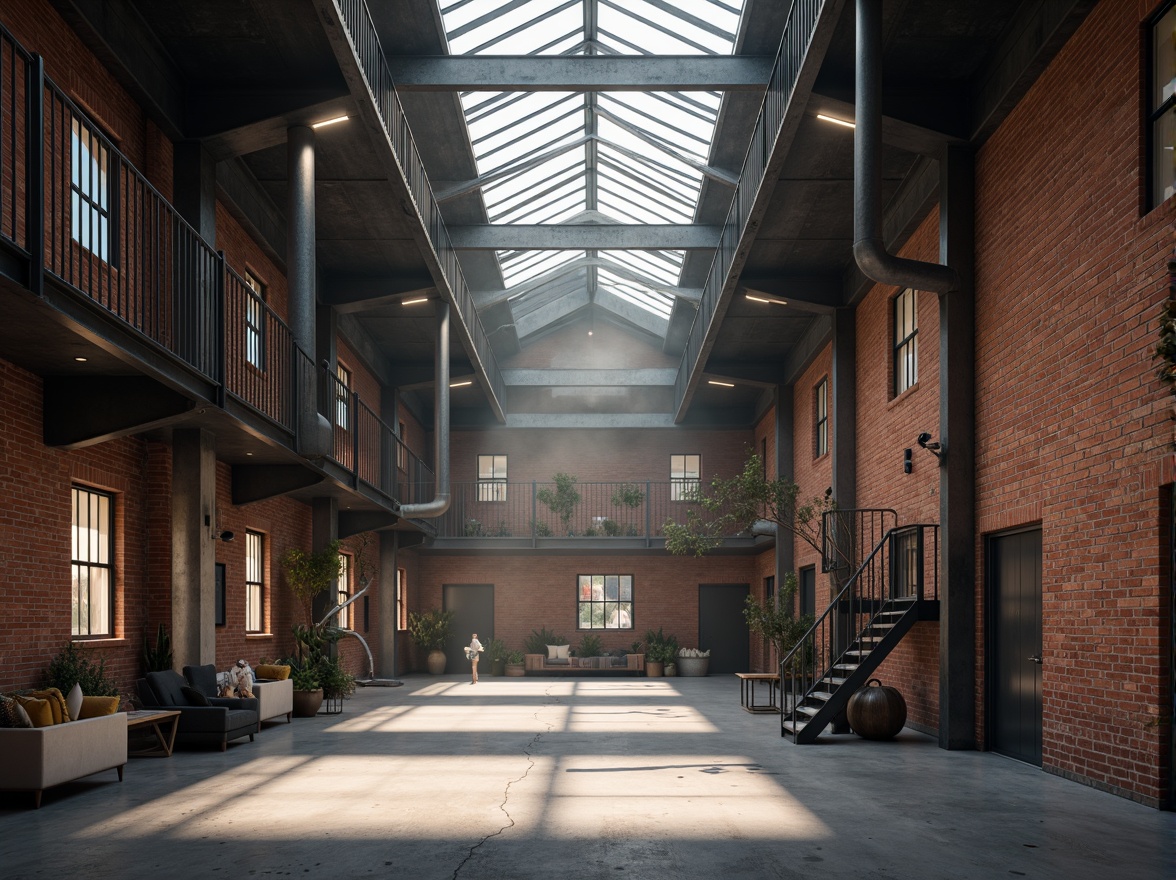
xmin=253 ymin=678 xmax=293 ymax=724
xmin=0 ymin=712 xmax=127 ymax=807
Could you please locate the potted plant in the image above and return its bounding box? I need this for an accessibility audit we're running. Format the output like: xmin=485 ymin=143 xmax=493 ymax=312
xmin=487 ymin=638 xmax=508 ymax=676
xmin=408 ymin=608 xmax=454 ymax=674
xmin=290 ymin=664 xmax=323 ymax=717
xmin=505 ymin=650 xmax=526 ymax=676
xmin=577 ymin=633 xmax=604 ymax=668
xmin=676 ymin=647 xmax=711 ymax=677
xmin=643 ymin=627 xmax=678 ymax=677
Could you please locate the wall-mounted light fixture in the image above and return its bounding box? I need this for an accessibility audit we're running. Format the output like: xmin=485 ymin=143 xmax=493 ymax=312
xmin=916 ymin=432 xmax=944 ymax=461
xmin=903 ymin=448 xmax=912 ymax=474
xmin=205 ymin=514 xmax=235 ymax=542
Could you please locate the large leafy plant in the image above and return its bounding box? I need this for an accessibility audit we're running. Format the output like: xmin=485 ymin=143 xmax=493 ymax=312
xmin=407 ymin=608 xmax=454 ymax=651
xmin=44 ymin=642 xmax=118 ymax=696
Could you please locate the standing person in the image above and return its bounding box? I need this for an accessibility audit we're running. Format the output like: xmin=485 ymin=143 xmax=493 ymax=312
xmin=466 ymin=633 xmax=484 ymax=684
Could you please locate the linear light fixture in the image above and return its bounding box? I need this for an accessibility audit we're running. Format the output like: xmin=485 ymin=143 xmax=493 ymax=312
xmin=745 ymin=294 xmax=788 ymax=306
xmin=449 ymin=380 xmax=473 ymax=388
xmin=401 ymin=297 xmax=430 ymax=306
xmin=708 ymin=380 xmax=735 ymax=388
xmin=312 ymin=115 xmax=349 ymax=129
xmin=816 ymin=113 xmax=855 ymax=129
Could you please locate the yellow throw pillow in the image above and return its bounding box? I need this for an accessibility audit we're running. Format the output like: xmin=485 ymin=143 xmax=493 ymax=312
xmin=255 ymin=664 xmax=291 ymax=681
xmin=77 ymin=696 xmax=121 ymax=718
xmin=13 ymin=695 xmax=54 ymax=727
xmin=27 ymin=688 xmax=68 ymax=724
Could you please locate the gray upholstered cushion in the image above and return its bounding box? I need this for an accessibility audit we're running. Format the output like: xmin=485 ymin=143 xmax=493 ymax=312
xmin=183 ymin=664 xmax=220 ymax=698
xmin=144 ymin=670 xmax=188 ymax=707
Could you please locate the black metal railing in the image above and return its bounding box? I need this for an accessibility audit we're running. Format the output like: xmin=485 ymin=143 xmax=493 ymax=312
xmin=0 ymin=24 xmax=436 ymax=515
xmin=331 ymin=0 xmax=506 ymax=416
xmin=780 ymin=522 xmax=939 ymax=735
xmin=434 ymin=480 xmax=751 ymax=540
xmin=674 ymin=0 xmax=825 ymax=412
xmin=821 ymin=507 xmax=898 ymax=575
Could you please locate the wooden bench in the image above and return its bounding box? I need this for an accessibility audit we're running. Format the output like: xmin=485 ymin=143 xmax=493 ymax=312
xmin=736 ymin=672 xmax=780 ymax=713
xmin=524 ymin=654 xmax=645 ymax=675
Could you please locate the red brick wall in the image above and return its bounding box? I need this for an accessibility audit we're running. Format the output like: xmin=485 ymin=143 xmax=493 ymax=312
xmin=412 ymin=553 xmax=759 ymax=663
xmin=792 ymin=347 xmax=834 ymax=601
xmin=971 ymin=0 xmax=1175 ymax=803
xmin=0 ymin=359 xmax=149 ymax=697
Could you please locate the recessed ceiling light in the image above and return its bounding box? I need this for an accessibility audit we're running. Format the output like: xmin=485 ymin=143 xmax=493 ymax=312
xmin=74 ymin=356 xmax=88 ymax=363
xmin=402 ymin=297 xmax=429 ymax=306
xmin=449 ymin=380 xmax=472 ymax=388
xmin=246 ymin=452 xmax=253 ymax=457
xmin=745 ymin=294 xmax=787 ymax=306
xmin=312 ymin=115 xmax=349 ymax=129
xmin=816 ymin=113 xmax=855 ymax=129
xmin=708 ymin=380 xmax=735 ymax=388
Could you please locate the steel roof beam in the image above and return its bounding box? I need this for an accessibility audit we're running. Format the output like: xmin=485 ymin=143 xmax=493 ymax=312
xmin=449 ymin=224 xmax=720 ymax=250
xmin=388 ymin=55 xmax=774 ymax=91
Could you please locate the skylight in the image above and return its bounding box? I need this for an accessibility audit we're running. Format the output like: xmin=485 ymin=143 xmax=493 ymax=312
xmin=439 ymin=0 xmax=745 ymax=327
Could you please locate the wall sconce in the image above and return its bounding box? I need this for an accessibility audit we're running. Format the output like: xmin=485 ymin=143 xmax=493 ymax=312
xmin=903 ymin=448 xmax=912 ymax=474
xmin=916 ymin=432 xmax=944 ymax=461
xmin=206 ymin=514 xmax=235 ymax=542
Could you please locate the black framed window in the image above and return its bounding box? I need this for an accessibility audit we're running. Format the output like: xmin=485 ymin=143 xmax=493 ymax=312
xmin=577 ymin=574 xmax=634 ymax=630
xmin=670 ymin=454 xmax=701 ymax=501
xmin=764 ymin=575 xmax=775 ymax=605
xmin=799 ymin=566 xmax=816 ymax=618
xmin=397 ymin=420 xmax=407 ymax=471
xmin=70 ymin=116 xmax=114 ymax=263
xmin=245 ymin=530 xmax=265 ymax=633
xmin=335 ymin=553 xmax=351 ymax=630
xmin=1152 ymin=2 xmax=1176 ymax=207
xmin=894 ymin=289 xmax=918 ymax=395
xmin=477 ymin=454 xmax=508 ymax=501
xmin=215 ymin=563 xmax=226 ymax=626
xmin=335 ymin=363 xmax=352 ymax=429
xmin=71 ymin=485 xmax=114 ymax=637
xmin=815 ymin=377 xmax=828 ymax=457
xmin=244 ymin=271 xmax=266 ymax=370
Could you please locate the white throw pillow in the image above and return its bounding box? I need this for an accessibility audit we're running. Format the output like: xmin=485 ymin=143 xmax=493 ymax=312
xmin=547 ymin=645 xmax=559 ymax=660
xmin=66 ymin=682 xmax=84 ymax=722
xmin=556 ymin=644 xmax=570 ymax=660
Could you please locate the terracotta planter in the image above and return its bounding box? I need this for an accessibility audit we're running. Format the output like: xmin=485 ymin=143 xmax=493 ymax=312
xmin=292 ymin=688 xmax=324 ymax=718
xmin=426 ymin=650 xmax=447 ymax=675
xmin=505 ymin=663 xmax=525 ymax=677
xmin=645 ymin=660 xmax=664 ymax=677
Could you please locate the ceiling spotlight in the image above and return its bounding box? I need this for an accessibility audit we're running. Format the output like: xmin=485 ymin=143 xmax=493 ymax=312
xmin=816 ymin=113 xmax=856 ymax=129
xmin=745 ymin=294 xmax=787 ymax=306
xmin=312 ymin=115 xmax=349 ymax=129
xmin=74 ymin=356 xmax=88 ymax=363
xmin=708 ymin=380 xmax=735 ymax=388
xmin=402 ymin=297 xmax=429 ymax=306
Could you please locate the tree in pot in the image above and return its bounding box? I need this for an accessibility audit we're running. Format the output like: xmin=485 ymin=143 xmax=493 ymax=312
xmin=504 ymin=650 xmax=526 ymax=676
xmin=281 ymin=540 xmax=348 ymax=715
xmin=408 ymin=608 xmax=454 ymax=674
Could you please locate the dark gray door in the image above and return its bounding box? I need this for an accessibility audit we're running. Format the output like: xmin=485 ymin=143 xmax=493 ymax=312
xmin=699 ymin=584 xmax=749 ymax=675
xmin=990 ymin=529 xmax=1042 ymax=766
xmin=442 ymin=584 xmax=494 ymax=674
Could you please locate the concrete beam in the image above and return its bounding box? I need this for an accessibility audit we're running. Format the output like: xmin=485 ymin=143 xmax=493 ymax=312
xmin=502 ymin=369 xmax=677 ymax=387
xmin=43 ymin=376 xmax=194 ymax=449
xmin=339 ymin=510 xmax=399 ymax=538
xmin=448 ymin=224 xmax=722 ymax=251
xmin=232 ymin=464 xmax=324 ymax=505
xmin=387 ymin=55 xmax=774 ymax=92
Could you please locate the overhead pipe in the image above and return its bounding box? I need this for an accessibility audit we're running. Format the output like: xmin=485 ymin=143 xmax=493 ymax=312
xmin=399 ymin=301 xmax=451 ymax=518
xmin=853 ymin=0 xmax=958 ymax=294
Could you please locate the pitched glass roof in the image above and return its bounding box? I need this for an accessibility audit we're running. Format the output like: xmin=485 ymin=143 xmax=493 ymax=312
xmin=438 ymin=0 xmax=746 ymax=333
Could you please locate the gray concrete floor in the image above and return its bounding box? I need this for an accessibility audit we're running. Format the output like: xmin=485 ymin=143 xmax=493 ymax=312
xmin=1 ymin=675 xmax=1173 ymax=879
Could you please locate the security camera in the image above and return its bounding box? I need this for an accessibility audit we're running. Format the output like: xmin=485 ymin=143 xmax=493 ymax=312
xmin=916 ymin=432 xmax=943 ymax=459
xmin=218 ymin=530 xmax=235 ymax=543
xmin=917 ymin=432 xmax=933 ymax=448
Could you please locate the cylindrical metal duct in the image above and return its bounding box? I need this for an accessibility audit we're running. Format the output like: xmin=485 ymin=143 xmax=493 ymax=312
xmin=853 ymin=0 xmax=958 ymax=294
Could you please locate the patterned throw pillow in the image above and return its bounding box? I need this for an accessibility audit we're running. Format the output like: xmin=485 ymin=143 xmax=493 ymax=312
xmin=0 ymin=694 xmax=33 ymax=728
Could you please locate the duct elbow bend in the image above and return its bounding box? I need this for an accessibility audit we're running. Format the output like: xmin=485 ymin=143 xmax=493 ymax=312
xmin=853 ymin=238 xmax=959 ymax=295
xmin=749 ymin=519 xmax=777 ymax=537
xmin=398 ymin=493 xmax=451 ymax=520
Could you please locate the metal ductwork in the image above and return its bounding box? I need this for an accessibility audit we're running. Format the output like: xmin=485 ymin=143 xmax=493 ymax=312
xmin=750 ymin=519 xmax=777 ymax=536
xmin=853 ymin=0 xmax=958 ymax=294
xmin=399 ymin=301 xmax=451 ymax=518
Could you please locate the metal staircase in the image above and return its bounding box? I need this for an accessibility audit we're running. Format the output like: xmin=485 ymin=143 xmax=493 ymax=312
xmin=781 ymin=514 xmax=940 ymax=743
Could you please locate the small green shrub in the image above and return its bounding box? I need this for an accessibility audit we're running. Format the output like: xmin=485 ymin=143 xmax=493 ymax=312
xmin=578 ymin=633 xmax=604 ymax=658
xmin=44 ymin=642 xmax=118 ymax=696
xmin=523 ymin=626 xmax=567 ymax=655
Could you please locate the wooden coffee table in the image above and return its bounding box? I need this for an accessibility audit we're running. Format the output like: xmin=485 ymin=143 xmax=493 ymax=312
xmin=126 ymin=709 xmax=182 ymax=757
xmin=736 ymin=672 xmax=780 ymax=713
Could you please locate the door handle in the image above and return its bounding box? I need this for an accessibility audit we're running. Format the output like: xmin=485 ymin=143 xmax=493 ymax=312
xmin=1028 ymin=654 xmax=1042 ymax=664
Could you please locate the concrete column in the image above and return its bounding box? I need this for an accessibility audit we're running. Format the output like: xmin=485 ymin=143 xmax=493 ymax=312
xmin=774 ymin=384 xmax=795 ymax=608
xmin=938 ymin=145 xmax=977 ymax=750
xmin=171 ymin=428 xmax=217 ymax=669
xmin=378 ymin=531 xmax=400 ymax=678
xmin=830 ymin=308 xmax=857 ymax=733
xmin=173 ymin=141 xmax=217 ymax=246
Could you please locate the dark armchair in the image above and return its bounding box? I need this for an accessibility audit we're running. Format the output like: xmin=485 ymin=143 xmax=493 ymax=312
xmin=136 ymin=670 xmax=259 ymax=751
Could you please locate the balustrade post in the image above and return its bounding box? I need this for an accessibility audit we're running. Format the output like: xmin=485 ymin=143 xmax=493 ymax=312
xmin=215 ymin=250 xmax=226 ymax=407
xmin=351 ymin=391 xmax=360 ymax=485
xmin=645 ymin=480 xmax=652 ymax=547
xmin=26 ymin=53 xmax=44 ymax=297
xmin=531 ymin=480 xmax=537 ymax=548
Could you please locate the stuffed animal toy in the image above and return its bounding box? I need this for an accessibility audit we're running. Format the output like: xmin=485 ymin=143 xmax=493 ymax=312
xmin=228 ymin=659 xmax=255 ymax=698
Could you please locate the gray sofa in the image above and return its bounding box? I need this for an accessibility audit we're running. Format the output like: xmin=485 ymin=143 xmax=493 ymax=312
xmin=183 ymin=663 xmax=292 ymax=725
xmin=137 ymin=670 xmax=258 ymax=751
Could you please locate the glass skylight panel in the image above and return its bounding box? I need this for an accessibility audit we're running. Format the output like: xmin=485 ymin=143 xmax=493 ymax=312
xmin=438 ymin=0 xmax=746 ymax=331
